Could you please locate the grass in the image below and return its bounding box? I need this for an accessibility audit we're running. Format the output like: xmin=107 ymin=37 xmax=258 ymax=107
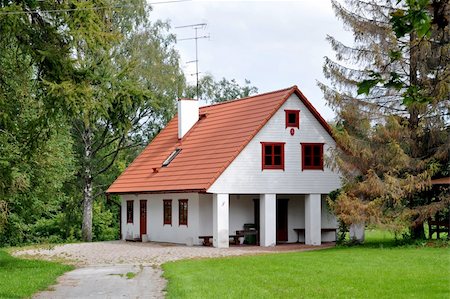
xmin=126 ymin=271 xmax=137 ymax=279
xmin=0 ymin=250 xmax=73 ymax=299
xmin=163 ymin=231 xmax=450 ymax=299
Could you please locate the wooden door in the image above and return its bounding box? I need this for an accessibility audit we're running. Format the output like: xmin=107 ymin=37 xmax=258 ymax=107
xmin=140 ymin=200 xmax=147 ymax=237
xmin=276 ymin=199 xmax=288 ymax=242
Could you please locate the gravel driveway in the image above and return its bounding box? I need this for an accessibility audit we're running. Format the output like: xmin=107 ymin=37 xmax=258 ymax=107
xmin=14 ymin=241 xmax=332 ymax=298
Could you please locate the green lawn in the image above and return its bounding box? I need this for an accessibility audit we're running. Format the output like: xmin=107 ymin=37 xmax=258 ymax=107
xmin=0 ymin=250 xmax=73 ymax=299
xmin=163 ymin=233 xmax=450 ymax=299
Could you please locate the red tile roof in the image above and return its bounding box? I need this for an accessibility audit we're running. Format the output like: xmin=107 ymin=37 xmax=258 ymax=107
xmin=107 ymin=86 xmax=332 ymax=194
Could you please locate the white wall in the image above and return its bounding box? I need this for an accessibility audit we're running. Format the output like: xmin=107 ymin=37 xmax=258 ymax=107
xmin=278 ymin=194 xmax=337 ymax=243
xmin=121 ymin=193 xmax=336 ymax=244
xmin=229 ymin=195 xmax=255 ymax=234
xmin=321 ymin=195 xmax=338 ymax=242
xmin=122 ymin=197 xmax=140 ymax=240
xmin=121 ymin=193 xmax=201 ymax=245
xmin=198 ymin=193 xmax=213 ymax=236
xmin=282 ymin=195 xmax=305 ymax=243
xmin=198 ymin=194 xmax=255 ymax=237
xmin=207 ymin=94 xmax=341 ymax=194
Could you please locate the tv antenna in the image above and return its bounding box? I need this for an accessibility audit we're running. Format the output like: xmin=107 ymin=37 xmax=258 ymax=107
xmin=175 ymin=23 xmax=209 ymax=100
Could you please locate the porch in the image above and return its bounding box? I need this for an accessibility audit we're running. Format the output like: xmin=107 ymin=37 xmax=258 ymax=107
xmin=200 ymin=193 xmax=338 ymax=248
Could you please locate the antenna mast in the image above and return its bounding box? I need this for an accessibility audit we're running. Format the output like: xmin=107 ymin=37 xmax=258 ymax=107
xmin=175 ymin=23 xmax=209 ymax=100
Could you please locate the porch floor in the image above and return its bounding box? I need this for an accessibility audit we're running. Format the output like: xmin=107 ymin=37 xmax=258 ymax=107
xmin=229 ymin=242 xmax=335 ymax=252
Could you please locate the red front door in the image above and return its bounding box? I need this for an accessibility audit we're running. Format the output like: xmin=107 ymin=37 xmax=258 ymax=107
xmin=140 ymin=200 xmax=147 ymax=238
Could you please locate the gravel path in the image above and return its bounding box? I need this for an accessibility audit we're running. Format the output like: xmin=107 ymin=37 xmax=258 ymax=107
xmin=14 ymin=241 xmax=269 ymax=266
xmin=13 ymin=241 xmax=332 ymax=298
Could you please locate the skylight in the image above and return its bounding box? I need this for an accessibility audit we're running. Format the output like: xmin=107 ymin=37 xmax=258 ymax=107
xmin=162 ymin=148 xmax=181 ymax=167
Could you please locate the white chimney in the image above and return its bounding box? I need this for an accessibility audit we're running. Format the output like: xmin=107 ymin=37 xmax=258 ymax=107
xmin=177 ymin=98 xmax=199 ymax=139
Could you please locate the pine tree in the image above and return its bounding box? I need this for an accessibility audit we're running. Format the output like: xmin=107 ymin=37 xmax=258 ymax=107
xmin=320 ymin=0 xmax=449 ymax=239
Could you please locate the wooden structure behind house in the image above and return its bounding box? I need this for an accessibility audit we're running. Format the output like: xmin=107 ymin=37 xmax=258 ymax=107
xmin=428 ymin=177 xmax=450 ymax=239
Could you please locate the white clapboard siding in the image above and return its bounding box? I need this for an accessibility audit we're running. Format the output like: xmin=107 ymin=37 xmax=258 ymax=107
xmin=207 ymin=94 xmax=341 ymax=194
xmin=121 ymin=193 xmax=201 ymax=245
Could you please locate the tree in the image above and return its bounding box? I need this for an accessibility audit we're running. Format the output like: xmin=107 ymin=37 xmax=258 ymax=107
xmin=0 ymin=1 xmax=185 ymax=243
xmin=44 ymin=1 xmax=184 ymax=241
xmin=320 ymin=0 xmax=449 ymax=239
xmin=185 ymin=74 xmax=258 ymax=103
xmin=0 ymin=0 xmax=75 ymax=241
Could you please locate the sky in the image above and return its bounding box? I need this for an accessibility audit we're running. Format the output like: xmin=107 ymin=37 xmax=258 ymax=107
xmin=150 ymin=0 xmax=353 ymax=121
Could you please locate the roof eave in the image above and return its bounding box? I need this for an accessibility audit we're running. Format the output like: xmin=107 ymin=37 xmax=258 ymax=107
xmin=106 ymin=188 xmax=207 ymax=195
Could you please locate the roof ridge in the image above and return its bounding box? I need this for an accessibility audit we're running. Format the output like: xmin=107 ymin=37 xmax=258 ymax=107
xmin=200 ymin=85 xmax=297 ymax=109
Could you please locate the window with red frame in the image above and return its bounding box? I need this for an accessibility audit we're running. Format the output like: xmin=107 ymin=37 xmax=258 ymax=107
xmin=301 ymin=143 xmax=324 ymax=170
xmin=178 ymin=199 xmax=188 ymax=226
xmin=163 ymin=200 xmax=172 ymax=225
xmin=126 ymin=200 xmax=133 ymax=223
xmin=285 ymin=110 xmax=300 ymax=128
xmin=261 ymin=142 xmax=285 ymax=170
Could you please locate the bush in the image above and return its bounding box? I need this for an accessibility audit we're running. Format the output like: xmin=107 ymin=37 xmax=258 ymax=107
xmin=92 ymin=200 xmax=119 ymax=241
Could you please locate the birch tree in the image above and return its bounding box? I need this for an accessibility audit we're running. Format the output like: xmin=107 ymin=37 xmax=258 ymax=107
xmin=45 ymin=1 xmax=184 ymax=241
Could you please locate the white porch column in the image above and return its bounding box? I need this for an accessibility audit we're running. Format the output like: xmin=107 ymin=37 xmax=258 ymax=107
xmin=305 ymin=194 xmax=321 ymax=245
xmin=213 ymin=193 xmax=229 ymax=248
xmin=260 ymin=193 xmax=276 ymax=247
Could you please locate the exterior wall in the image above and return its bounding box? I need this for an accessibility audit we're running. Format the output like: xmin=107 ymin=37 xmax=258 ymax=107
xmin=121 ymin=193 xmax=201 ymax=245
xmin=207 ymin=93 xmax=341 ymax=194
xmin=229 ymin=195 xmax=255 ymax=234
xmin=277 ymin=194 xmax=337 ymax=243
xmin=121 ymin=192 xmax=336 ymax=245
xmin=321 ymin=195 xmax=338 ymax=242
xmin=282 ymin=195 xmax=305 ymax=243
xmin=198 ymin=193 xmax=213 ymax=236
xmin=198 ymin=194 xmax=255 ymax=237
xmin=122 ymin=197 xmax=140 ymax=240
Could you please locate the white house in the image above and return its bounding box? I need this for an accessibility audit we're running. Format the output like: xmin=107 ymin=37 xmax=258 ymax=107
xmin=106 ymin=86 xmax=341 ymax=248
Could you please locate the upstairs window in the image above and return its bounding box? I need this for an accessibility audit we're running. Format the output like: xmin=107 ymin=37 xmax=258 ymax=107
xmin=126 ymin=200 xmax=134 ymax=223
xmin=179 ymin=199 xmax=188 ymax=226
xmin=301 ymin=143 xmax=324 ymax=170
xmin=261 ymin=142 xmax=285 ymax=170
xmin=285 ymin=110 xmax=300 ymax=128
xmin=163 ymin=199 xmax=172 ymax=225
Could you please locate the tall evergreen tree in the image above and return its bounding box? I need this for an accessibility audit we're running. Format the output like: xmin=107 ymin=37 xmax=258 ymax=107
xmin=320 ymin=0 xmax=449 ymax=238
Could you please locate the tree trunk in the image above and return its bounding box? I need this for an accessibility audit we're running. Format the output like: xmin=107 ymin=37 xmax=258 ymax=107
xmin=411 ymin=222 xmax=425 ymax=239
xmin=407 ymin=31 xmax=427 ymax=241
xmin=81 ymin=127 xmax=94 ymax=242
xmin=349 ymin=223 xmax=365 ymax=243
xmin=408 ymin=31 xmax=420 ymax=157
